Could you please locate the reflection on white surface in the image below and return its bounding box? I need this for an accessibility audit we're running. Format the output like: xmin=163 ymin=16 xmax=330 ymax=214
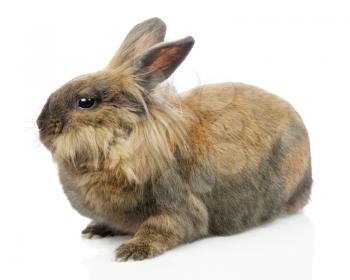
xmin=81 ymin=213 xmax=313 ymax=280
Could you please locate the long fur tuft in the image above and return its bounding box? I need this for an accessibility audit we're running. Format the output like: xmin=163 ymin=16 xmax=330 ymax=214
xmin=52 ymin=79 xmax=191 ymax=186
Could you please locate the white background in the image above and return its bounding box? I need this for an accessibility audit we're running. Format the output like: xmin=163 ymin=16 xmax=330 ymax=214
xmin=0 ymin=0 xmax=349 ymax=279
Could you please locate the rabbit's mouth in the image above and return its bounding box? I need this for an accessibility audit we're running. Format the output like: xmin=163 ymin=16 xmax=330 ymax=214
xmin=38 ymin=118 xmax=64 ymax=150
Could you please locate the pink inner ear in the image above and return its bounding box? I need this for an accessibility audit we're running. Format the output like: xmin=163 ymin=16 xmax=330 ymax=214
xmin=148 ymin=46 xmax=183 ymax=72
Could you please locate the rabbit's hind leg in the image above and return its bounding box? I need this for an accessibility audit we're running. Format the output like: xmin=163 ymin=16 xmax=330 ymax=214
xmin=286 ymin=165 xmax=312 ymax=214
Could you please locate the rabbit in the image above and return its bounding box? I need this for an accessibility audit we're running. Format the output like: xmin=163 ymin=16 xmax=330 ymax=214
xmin=37 ymin=17 xmax=312 ymax=261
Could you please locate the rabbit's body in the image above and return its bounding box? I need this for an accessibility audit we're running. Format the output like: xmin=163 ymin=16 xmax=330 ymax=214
xmin=38 ymin=18 xmax=312 ymax=260
xmin=182 ymin=82 xmax=311 ymax=233
xmin=58 ymin=81 xmax=311 ymax=237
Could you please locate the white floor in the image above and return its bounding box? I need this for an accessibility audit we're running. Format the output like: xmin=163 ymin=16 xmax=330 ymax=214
xmin=1 ymin=206 xmax=316 ymax=280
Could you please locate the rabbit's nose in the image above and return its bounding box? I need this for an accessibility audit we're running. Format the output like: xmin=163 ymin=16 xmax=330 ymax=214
xmin=37 ymin=119 xmax=44 ymax=130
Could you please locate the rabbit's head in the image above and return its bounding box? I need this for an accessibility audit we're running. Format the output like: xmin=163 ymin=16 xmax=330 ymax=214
xmin=37 ymin=18 xmax=194 ymax=181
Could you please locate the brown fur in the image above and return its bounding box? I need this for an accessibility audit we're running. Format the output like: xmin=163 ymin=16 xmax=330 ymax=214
xmin=37 ymin=18 xmax=312 ymax=261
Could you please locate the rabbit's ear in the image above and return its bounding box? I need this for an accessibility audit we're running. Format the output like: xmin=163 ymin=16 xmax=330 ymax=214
xmin=109 ymin=18 xmax=166 ymax=68
xmin=134 ymin=36 xmax=195 ymax=91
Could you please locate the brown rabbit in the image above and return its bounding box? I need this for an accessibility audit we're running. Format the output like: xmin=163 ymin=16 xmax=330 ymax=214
xmin=37 ymin=18 xmax=312 ymax=261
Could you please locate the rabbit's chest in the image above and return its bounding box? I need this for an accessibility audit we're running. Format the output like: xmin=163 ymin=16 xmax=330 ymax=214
xmin=59 ymin=169 xmax=150 ymax=232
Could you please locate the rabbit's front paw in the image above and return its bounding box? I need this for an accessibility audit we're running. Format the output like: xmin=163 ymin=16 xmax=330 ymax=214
xmin=115 ymin=238 xmax=163 ymax=261
xmin=82 ymin=222 xmax=126 ymax=239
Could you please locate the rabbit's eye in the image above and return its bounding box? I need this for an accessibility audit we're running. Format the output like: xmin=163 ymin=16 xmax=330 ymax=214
xmin=78 ymin=97 xmax=96 ymax=108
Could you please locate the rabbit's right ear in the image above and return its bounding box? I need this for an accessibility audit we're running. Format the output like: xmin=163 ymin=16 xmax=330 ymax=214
xmin=108 ymin=18 xmax=166 ymax=68
xmin=133 ymin=36 xmax=195 ymax=92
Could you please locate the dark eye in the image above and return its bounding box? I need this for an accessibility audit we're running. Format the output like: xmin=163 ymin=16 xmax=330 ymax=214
xmin=78 ymin=97 xmax=96 ymax=108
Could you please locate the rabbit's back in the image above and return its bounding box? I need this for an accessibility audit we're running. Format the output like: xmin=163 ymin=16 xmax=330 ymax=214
xmin=180 ymin=83 xmax=312 ymax=234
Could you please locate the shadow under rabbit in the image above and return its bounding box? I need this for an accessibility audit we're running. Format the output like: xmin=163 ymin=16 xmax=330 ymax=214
xmin=80 ymin=212 xmax=314 ymax=280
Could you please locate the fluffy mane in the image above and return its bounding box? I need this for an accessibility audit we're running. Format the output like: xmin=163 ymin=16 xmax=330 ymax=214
xmin=52 ymin=81 xmax=192 ymax=186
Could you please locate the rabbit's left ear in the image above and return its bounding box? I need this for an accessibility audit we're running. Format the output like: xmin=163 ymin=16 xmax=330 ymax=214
xmin=109 ymin=18 xmax=166 ymax=68
xmin=134 ymin=36 xmax=195 ymax=91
